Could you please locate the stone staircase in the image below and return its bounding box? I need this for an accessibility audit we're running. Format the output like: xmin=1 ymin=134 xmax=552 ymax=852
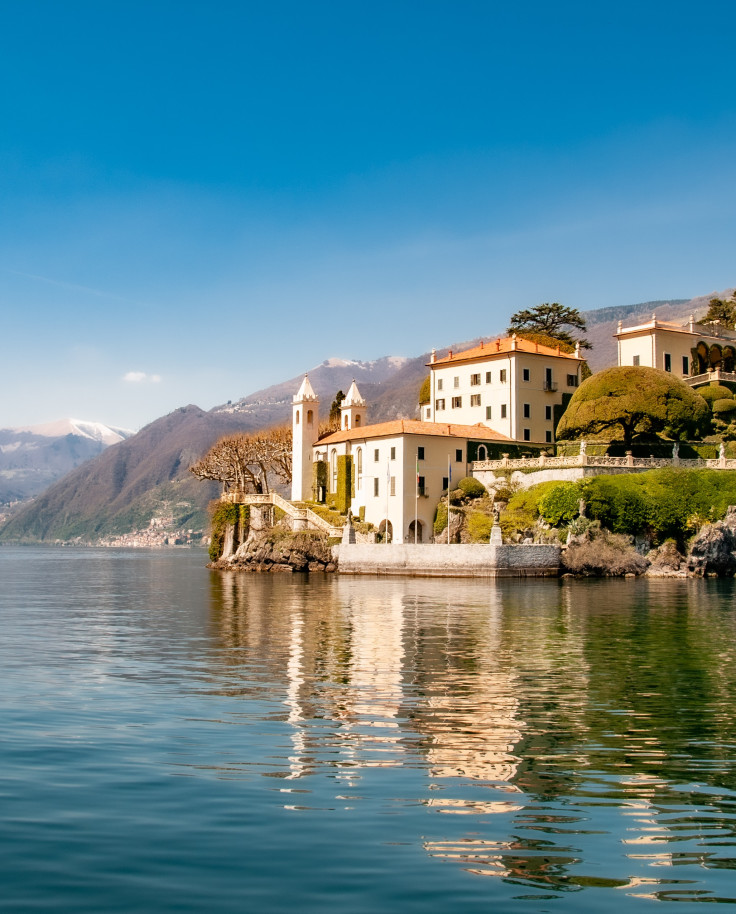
xmin=221 ymin=491 xmax=341 ymax=535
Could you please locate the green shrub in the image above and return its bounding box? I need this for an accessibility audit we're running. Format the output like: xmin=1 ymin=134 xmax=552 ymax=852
xmin=500 ymin=481 xmax=560 ymax=537
xmin=418 ymin=375 xmax=431 ymax=405
xmin=457 ymin=476 xmax=486 ymax=499
xmin=335 ymin=455 xmax=352 ymax=514
xmin=538 ymin=482 xmax=583 ymax=527
xmin=584 ymin=475 xmax=648 ymax=536
xmin=434 ymin=501 xmax=448 ymax=535
xmin=698 ymin=385 xmax=733 ymax=405
xmin=712 ymin=399 xmax=736 ymax=416
xmin=467 ymin=512 xmax=494 ymax=542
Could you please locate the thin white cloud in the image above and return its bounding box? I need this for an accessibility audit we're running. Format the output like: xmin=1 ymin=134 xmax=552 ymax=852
xmin=123 ymin=371 xmax=162 ymax=383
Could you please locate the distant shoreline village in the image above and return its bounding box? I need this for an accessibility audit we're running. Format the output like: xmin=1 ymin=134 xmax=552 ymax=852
xmin=213 ymin=311 xmax=736 ymax=578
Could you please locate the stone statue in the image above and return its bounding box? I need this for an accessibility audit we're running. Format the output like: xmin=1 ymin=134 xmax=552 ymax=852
xmin=579 ymin=440 xmax=587 ymax=456
xmin=672 ymin=441 xmax=679 ymax=459
xmin=720 ymin=442 xmax=726 ymax=460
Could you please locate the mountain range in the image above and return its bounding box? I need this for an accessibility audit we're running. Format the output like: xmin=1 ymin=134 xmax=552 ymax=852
xmin=1 ymin=290 xmax=731 ymax=543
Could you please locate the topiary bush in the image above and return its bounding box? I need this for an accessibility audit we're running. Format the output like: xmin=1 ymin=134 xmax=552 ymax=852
xmin=712 ymin=399 xmax=736 ymax=416
xmin=697 ymin=385 xmax=733 ymax=405
xmin=457 ymin=476 xmax=486 ymax=499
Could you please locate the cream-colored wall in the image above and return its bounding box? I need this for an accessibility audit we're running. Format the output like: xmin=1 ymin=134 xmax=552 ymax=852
xmin=428 ymin=351 xmax=580 ymax=443
xmin=618 ymin=329 xmax=692 ymax=376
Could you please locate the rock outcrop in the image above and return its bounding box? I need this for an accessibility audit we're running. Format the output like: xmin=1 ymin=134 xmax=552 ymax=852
xmin=687 ymin=506 xmax=736 ymax=576
xmin=645 ymin=540 xmax=687 ymax=577
xmin=211 ymin=530 xmax=336 ymax=573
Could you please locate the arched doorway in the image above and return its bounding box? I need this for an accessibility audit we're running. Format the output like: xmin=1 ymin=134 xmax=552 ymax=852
xmin=378 ymin=519 xmax=393 ymax=543
xmin=408 ymin=520 xmax=424 ymax=543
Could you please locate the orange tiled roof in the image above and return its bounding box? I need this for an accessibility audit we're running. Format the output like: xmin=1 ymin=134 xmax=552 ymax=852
xmin=429 ymin=336 xmax=581 ymax=366
xmin=318 ymin=419 xmax=512 ymax=445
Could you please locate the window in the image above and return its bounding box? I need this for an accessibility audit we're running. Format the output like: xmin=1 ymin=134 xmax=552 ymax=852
xmin=437 ymin=378 xmax=443 ymax=391
xmin=390 ymin=447 xmax=396 ymax=460
xmin=417 ymin=475 xmax=426 ymax=496
xmin=632 ymin=356 xmax=640 ymax=367
xmin=470 ymin=373 xmax=481 ymax=386
xmin=435 ymin=398 xmax=445 ymax=411
xmin=470 ymin=394 xmax=481 ymax=407
xmin=425 ymin=407 xmax=430 ymax=419
xmin=295 ymin=410 xmax=300 ymax=425
xmin=485 ymin=371 xmax=491 ymax=384
xmin=356 ymin=448 xmax=363 ymax=489
xmin=523 ymin=403 xmax=530 ymax=418
xmin=500 ymin=369 xmax=507 ymax=383
xmin=664 ymin=353 xmax=672 ymax=372
xmin=442 ymin=476 xmax=448 ymax=491
xmin=545 ymin=430 xmax=553 ymax=443
xmin=451 ymin=396 xmax=462 ymax=408
xmin=683 ymin=356 xmax=689 ymax=375
xmin=567 ymin=374 xmax=579 ymax=387
xmin=373 ymin=478 xmax=379 ymax=497
xmin=307 ymin=409 xmax=313 ymax=425
xmin=374 ymin=449 xmax=379 ymax=462
xmin=500 ymin=404 xmax=507 ymax=418
xmin=477 ymin=445 xmax=487 ymax=460
xmin=522 ymin=368 xmax=530 ymax=382
xmin=485 ymin=406 xmax=492 ymax=420
xmin=453 ymin=376 xmax=460 ymax=388
xmin=354 ymin=414 xmax=361 ymax=427
xmin=417 ymin=446 xmax=425 ymax=460
xmin=390 ymin=476 xmax=396 ymax=497
xmin=455 ymin=448 xmax=463 ymax=462
xmin=545 ymin=405 xmax=552 ymax=420
xmin=523 ymin=429 xmax=531 ymax=441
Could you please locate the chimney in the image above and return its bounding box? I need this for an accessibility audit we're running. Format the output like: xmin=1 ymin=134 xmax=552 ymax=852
xmin=430 ymin=348 xmax=436 ymax=363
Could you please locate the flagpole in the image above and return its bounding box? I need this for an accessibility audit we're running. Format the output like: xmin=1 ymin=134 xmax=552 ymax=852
xmin=447 ymin=454 xmax=451 ymax=545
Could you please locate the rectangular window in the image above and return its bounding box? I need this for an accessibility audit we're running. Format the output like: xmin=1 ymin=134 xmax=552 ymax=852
xmin=452 ymin=396 xmax=462 ymax=408
xmin=567 ymin=374 xmax=579 ymax=387
xmin=455 ymin=448 xmax=463 ymax=462
xmin=523 ymin=428 xmax=531 ymax=441
xmin=437 ymin=378 xmax=443 ymax=391
xmin=470 ymin=394 xmax=481 ymax=407
xmin=374 ymin=449 xmax=379 ymax=461
xmin=373 ymin=478 xmax=379 ymax=496
xmin=500 ymin=404 xmax=507 ymax=418
xmin=522 ymin=368 xmax=530 ymax=382
xmin=390 ymin=447 xmax=396 ymax=460
xmin=632 ymin=355 xmax=640 ymax=367
xmin=390 ymin=476 xmax=396 ymax=497
xmin=664 ymin=353 xmax=672 ymax=372
xmin=425 ymin=407 xmax=430 ymax=419
xmin=485 ymin=405 xmax=492 ymax=420
xmin=545 ymin=430 xmax=553 ymax=443
xmin=470 ymin=373 xmax=481 ymax=386
xmin=435 ymin=398 xmax=445 ymax=411
xmin=442 ymin=476 xmax=448 ymax=491
xmin=683 ymin=355 xmax=689 ymax=375
xmin=523 ymin=403 xmax=530 ymax=418
xmin=417 ymin=475 xmax=426 ymax=496
xmin=545 ymin=405 xmax=552 ymax=420
xmin=453 ymin=376 xmax=460 ymax=388
xmin=417 ymin=446 xmax=425 ymax=460
xmin=500 ymin=369 xmax=507 ymax=383
xmin=485 ymin=371 xmax=491 ymax=384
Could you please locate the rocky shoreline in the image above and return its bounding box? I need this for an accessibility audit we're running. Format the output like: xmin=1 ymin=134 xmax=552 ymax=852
xmin=209 ymin=529 xmax=337 ymax=573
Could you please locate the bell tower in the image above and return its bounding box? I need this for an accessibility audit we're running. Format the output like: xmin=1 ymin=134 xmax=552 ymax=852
xmin=291 ymin=375 xmax=319 ymax=501
xmin=339 ymin=380 xmax=367 ymax=431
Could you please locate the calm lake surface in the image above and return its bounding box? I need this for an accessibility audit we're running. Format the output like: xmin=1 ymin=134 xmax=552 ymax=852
xmin=1 ymin=547 xmax=736 ymax=912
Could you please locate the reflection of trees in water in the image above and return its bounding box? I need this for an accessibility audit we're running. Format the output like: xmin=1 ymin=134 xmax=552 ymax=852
xmin=206 ymin=573 xmax=736 ymax=897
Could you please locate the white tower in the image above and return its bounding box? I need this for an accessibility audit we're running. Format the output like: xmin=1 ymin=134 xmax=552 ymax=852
xmin=340 ymin=380 xmax=367 ymax=431
xmin=291 ymin=375 xmax=319 ymax=502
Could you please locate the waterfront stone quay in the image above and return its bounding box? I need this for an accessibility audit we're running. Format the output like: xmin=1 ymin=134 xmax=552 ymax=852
xmin=334 ymin=542 xmax=561 ymax=577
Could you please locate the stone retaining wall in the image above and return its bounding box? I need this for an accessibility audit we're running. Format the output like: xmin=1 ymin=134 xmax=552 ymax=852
xmin=334 ymin=543 xmax=560 ymax=577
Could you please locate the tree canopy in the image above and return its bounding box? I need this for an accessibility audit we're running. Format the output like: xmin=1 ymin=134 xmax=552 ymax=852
xmin=418 ymin=375 xmax=430 ymax=405
xmin=704 ymin=291 xmax=736 ymax=329
xmin=189 ymin=425 xmax=292 ymax=494
xmin=556 ymin=366 xmax=710 ymax=447
xmin=507 ymin=302 xmax=591 ymax=350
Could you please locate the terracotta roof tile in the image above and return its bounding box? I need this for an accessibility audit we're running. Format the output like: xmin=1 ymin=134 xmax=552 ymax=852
xmin=318 ymin=419 xmax=512 ymax=445
xmin=429 ymin=336 xmax=580 ymax=366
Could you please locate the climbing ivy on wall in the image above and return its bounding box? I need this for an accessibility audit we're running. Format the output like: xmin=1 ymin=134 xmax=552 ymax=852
xmin=209 ymin=502 xmax=250 ymax=562
xmin=336 ymin=455 xmax=353 ymax=515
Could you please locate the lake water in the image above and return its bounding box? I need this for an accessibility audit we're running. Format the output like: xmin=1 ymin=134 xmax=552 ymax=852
xmin=1 ymin=547 xmax=735 ymax=912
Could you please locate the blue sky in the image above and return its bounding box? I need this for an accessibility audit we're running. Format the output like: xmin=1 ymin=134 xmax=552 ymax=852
xmin=2 ymin=0 xmax=735 ymax=429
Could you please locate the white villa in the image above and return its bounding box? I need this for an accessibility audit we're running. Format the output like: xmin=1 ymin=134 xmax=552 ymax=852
xmin=291 ymin=335 xmax=584 ymax=542
xmin=615 ymin=313 xmax=736 ymax=387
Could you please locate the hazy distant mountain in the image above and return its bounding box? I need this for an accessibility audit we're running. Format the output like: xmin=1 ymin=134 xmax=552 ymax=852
xmin=0 ymin=406 xmax=244 ymax=542
xmin=0 ymin=419 xmax=134 ymax=505
xmin=4 ymin=290 xmax=732 ymax=543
